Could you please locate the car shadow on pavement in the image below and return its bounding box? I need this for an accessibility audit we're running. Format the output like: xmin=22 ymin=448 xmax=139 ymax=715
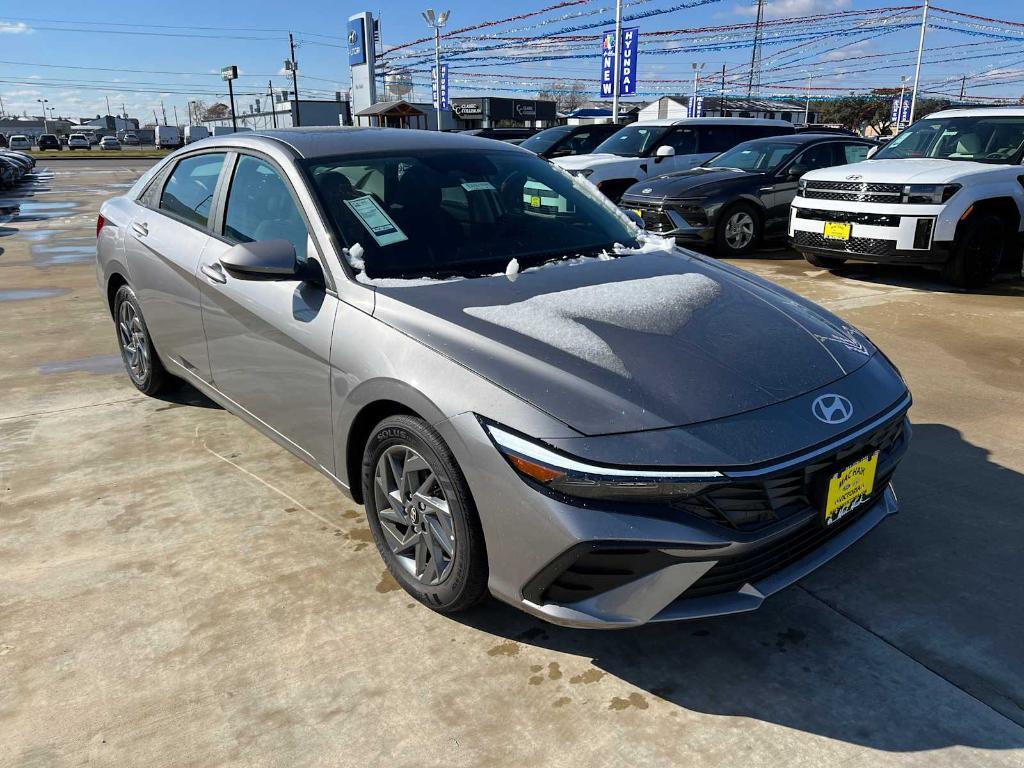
xmin=458 ymin=422 xmax=1024 ymax=752
xmin=154 ymin=381 xmax=222 ymax=410
xmin=832 ymin=262 xmax=1024 ymax=296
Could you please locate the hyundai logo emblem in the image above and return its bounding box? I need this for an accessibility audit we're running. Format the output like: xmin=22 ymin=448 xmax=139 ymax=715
xmin=812 ymin=394 xmax=854 ymax=424
xmin=846 ymin=174 xmax=863 ymax=181
xmin=348 ymin=30 xmax=358 ymax=44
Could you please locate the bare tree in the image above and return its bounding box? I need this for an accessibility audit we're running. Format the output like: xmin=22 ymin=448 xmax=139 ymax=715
xmin=537 ymin=81 xmax=588 ymax=114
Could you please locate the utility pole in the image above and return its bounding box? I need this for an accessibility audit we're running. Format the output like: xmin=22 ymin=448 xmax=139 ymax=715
xmin=153 ymin=109 xmax=159 ymax=126
xmin=37 ymin=98 xmax=49 ymax=133
xmin=173 ymin=105 xmax=179 ymax=128
xmin=268 ymin=81 xmax=278 ymax=128
xmin=612 ymin=0 xmax=623 ymax=124
xmin=803 ymin=75 xmax=812 ymax=127
xmin=720 ymin=64 xmax=726 ymax=116
xmin=747 ymin=0 xmax=765 ymax=99
xmin=227 ymin=78 xmax=238 ymax=130
xmin=959 ymin=75 xmax=967 ymax=101
xmin=909 ymin=0 xmax=929 ymax=124
xmin=289 ymin=33 xmax=301 ymax=127
xmin=0 ymin=93 xmax=5 ymax=118
xmin=105 ymin=95 xmax=112 ymax=119
xmin=161 ymin=100 xmax=167 ymax=125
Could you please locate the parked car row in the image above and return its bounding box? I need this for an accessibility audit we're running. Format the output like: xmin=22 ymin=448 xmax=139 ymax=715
xmin=0 ymin=148 xmax=36 ymax=189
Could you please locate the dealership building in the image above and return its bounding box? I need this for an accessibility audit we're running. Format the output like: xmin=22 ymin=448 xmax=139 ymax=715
xmin=450 ymin=97 xmax=557 ymax=129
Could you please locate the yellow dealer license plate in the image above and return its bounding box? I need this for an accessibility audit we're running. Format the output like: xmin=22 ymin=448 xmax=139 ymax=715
xmin=824 ymin=452 xmax=879 ymax=526
xmin=823 ymin=222 xmax=852 ymax=241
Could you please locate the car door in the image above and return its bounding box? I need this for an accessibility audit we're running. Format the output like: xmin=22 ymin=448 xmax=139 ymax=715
xmin=125 ymin=151 xmax=228 ymax=382
xmin=762 ymin=142 xmax=843 ymax=235
xmin=198 ymin=152 xmax=338 ymax=472
xmin=646 ymin=126 xmax=700 ymax=177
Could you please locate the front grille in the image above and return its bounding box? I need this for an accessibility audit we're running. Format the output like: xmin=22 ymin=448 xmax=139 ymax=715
xmin=672 ymin=413 xmax=906 ymax=531
xmin=623 ymin=203 xmax=676 ymax=233
xmin=677 ymin=493 xmax=880 ymax=601
xmin=793 ymin=230 xmax=896 ymax=258
xmin=803 ymin=181 xmax=903 ymax=204
xmin=795 ymin=208 xmax=900 ymax=227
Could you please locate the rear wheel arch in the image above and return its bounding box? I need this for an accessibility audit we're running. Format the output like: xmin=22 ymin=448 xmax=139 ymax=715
xmin=106 ymin=272 xmax=128 ymax=317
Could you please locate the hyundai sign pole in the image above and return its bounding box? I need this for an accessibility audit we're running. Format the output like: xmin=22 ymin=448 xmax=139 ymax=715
xmin=221 ymin=65 xmax=238 ymax=131
xmin=611 ymin=0 xmax=623 ymax=124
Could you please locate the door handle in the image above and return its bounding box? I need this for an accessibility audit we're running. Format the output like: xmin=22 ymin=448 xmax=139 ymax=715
xmin=131 ymin=221 xmax=149 ymax=237
xmin=201 ymin=262 xmax=227 ymax=284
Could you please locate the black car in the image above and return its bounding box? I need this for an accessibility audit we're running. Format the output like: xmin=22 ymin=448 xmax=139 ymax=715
xmin=620 ymin=134 xmax=875 ymax=255
xmin=37 ymin=134 xmax=61 ymax=151
xmin=459 ymin=127 xmax=537 ymax=142
xmin=519 ymin=123 xmax=623 ymax=158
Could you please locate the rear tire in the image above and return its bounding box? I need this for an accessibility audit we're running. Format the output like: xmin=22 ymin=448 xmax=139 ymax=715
xmin=361 ymin=415 xmax=488 ymax=614
xmin=803 ymin=252 xmax=848 ymax=269
xmin=942 ymin=213 xmax=1005 ymax=288
xmin=714 ymin=203 xmax=761 ymax=256
xmin=112 ymin=284 xmax=174 ymax=396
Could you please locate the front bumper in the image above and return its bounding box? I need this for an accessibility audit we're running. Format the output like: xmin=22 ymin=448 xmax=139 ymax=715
xmin=438 ymin=390 xmax=910 ymax=629
xmin=621 ymin=197 xmax=714 ymax=244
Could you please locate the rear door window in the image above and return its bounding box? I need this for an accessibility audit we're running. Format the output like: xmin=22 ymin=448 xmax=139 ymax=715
xmin=159 ymin=153 xmax=227 ymax=228
xmin=661 ymin=127 xmax=698 ymax=154
xmin=842 ymin=143 xmax=872 ymax=163
xmin=697 ymin=125 xmax=741 ymax=154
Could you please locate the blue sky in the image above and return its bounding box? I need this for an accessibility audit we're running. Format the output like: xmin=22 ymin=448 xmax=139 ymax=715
xmin=2 ymin=0 xmax=1023 ymax=124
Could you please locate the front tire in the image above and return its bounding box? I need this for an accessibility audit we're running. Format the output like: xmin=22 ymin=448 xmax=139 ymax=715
xmin=715 ymin=203 xmax=761 ymax=255
xmin=362 ymin=415 xmax=488 ymax=613
xmin=112 ymin=284 xmax=174 ymax=396
xmin=942 ymin=213 xmax=1005 ymax=288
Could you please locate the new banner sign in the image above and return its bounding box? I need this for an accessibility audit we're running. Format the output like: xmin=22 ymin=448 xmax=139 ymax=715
xmin=687 ymin=95 xmax=704 ymax=118
xmin=432 ymin=64 xmax=449 ymax=110
xmin=600 ymin=27 xmax=639 ymax=98
xmin=890 ymin=97 xmax=911 ymax=128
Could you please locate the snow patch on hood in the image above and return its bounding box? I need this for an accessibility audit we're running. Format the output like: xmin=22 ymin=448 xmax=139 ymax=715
xmin=464 ymin=273 xmax=721 ymax=377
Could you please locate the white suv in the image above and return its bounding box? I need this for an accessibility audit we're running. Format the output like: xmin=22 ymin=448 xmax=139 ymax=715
xmin=68 ymin=134 xmax=91 ymax=150
xmin=8 ymin=135 xmax=31 ymax=151
xmin=555 ymin=118 xmax=795 ymax=203
xmin=791 ymin=108 xmax=1024 ymax=287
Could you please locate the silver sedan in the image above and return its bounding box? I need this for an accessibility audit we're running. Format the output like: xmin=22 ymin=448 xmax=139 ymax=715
xmin=96 ymin=128 xmax=910 ymax=628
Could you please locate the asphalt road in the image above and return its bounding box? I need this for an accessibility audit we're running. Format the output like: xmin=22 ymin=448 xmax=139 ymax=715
xmin=1 ymin=159 xmax=1023 ymax=768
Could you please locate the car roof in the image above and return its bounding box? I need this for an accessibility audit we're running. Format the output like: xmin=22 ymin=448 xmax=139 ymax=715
xmin=630 ymin=118 xmax=795 ymax=127
xmin=737 ymin=133 xmax=871 ymax=146
xmin=925 ymin=107 xmax=1024 ymax=120
xmin=202 ymin=127 xmax=531 ymax=160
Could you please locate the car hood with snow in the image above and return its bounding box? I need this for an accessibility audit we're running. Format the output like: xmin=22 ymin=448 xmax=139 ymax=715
xmin=368 ymin=244 xmax=881 ymax=436
xmin=554 ymin=153 xmax=640 ymax=175
xmin=804 ymin=157 xmax=1013 ymax=185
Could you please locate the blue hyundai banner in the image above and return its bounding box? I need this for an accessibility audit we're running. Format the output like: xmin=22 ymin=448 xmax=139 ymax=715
xmin=348 ymin=18 xmax=366 ymax=66
xmin=688 ymin=95 xmax=704 ymax=118
xmin=599 ymin=27 xmax=640 ymax=98
xmin=891 ymin=97 xmax=911 ymax=127
xmin=432 ymin=64 xmax=449 ymax=110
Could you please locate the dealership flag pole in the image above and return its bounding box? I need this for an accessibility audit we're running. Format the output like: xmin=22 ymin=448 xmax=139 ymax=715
xmin=909 ymin=0 xmax=929 ymax=124
xmin=612 ymin=0 xmax=623 ymax=124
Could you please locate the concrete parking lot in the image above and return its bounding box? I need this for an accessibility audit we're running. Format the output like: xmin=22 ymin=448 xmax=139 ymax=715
xmin=1 ymin=159 xmax=1023 ymax=767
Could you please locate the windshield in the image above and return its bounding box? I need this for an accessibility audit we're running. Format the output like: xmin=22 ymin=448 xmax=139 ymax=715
xmin=520 ymin=125 xmax=573 ymax=154
xmin=875 ymin=115 xmax=1024 ymax=164
xmin=705 ymin=140 xmax=800 ymax=172
xmin=305 ymin=149 xmax=640 ymax=280
xmin=593 ymin=125 xmax=669 ymax=156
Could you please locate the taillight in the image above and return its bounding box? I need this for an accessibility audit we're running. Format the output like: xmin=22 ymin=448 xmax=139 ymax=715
xmin=96 ymin=214 xmax=107 ymax=238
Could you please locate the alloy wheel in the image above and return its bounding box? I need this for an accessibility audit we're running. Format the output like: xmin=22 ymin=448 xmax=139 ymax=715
xmin=724 ymin=211 xmax=756 ymax=250
xmin=373 ymin=445 xmax=456 ymax=586
xmin=117 ymin=299 xmax=149 ymax=383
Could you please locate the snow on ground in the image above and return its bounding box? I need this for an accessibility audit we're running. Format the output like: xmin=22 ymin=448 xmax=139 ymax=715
xmin=464 ymin=273 xmax=720 ymax=377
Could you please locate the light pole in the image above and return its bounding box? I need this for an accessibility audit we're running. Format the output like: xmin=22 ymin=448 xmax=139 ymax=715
xmin=909 ymin=0 xmax=929 ymax=125
xmin=287 ymin=33 xmax=301 ymax=127
xmin=422 ymin=9 xmax=451 ymax=131
xmin=691 ymin=63 xmax=705 ymax=117
xmin=37 ymin=98 xmax=49 ymax=133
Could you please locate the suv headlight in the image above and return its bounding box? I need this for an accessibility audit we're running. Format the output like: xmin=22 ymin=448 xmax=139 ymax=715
xmin=901 ymin=183 xmax=961 ymax=204
xmin=486 ymin=424 xmax=723 ymax=503
xmin=797 ymin=178 xmax=809 ymax=197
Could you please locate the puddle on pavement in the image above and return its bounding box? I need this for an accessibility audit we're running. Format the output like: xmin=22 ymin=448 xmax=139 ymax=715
xmin=29 ymin=242 xmax=97 ymax=265
xmin=38 ymin=354 xmax=123 ymax=375
xmin=0 ymin=200 xmax=81 ymax=222
xmin=0 ymin=288 xmax=69 ymax=302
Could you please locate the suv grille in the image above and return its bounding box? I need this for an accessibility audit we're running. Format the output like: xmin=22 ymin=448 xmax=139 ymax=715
xmin=803 ymin=181 xmax=902 ymax=204
xmin=793 ymin=230 xmax=896 ymax=258
xmin=672 ymin=413 xmax=906 ymax=530
xmin=795 ymin=208 xmax=900 ymax=227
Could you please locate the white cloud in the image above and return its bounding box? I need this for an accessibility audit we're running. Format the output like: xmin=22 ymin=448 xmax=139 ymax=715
xmin=736 ymin=0 xmax=850 ymax=20
xmin=0 ymin=21 xmax=32 ymax=34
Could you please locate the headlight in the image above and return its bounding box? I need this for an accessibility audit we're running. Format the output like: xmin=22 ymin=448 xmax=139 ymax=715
xmin=797 ymin=178 xmax=809 ymax=197
xmin=901 ymin=183 xmax=960 ymax=204
xmin=569 ymin=168 xmax=594 ymax=179
xmin=486 ymin=424 xmax=723 ymax=503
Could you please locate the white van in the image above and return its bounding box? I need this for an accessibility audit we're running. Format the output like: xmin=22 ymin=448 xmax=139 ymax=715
xmin=554 ymin=118 xmax=795 ymax=202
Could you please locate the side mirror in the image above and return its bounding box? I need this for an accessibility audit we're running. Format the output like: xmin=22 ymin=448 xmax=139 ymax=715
xmin=623 ymin=208 xmax=646 ymax=229
xmin=220 ymin=239 xmax=298 ymax=279
xmin=867 ymin=145 xmax=880 ymax=159
xmin=787 ymin=165 xmax=808 ymax=181
xmin=655 ymin=145 xmax=676 ymax=161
